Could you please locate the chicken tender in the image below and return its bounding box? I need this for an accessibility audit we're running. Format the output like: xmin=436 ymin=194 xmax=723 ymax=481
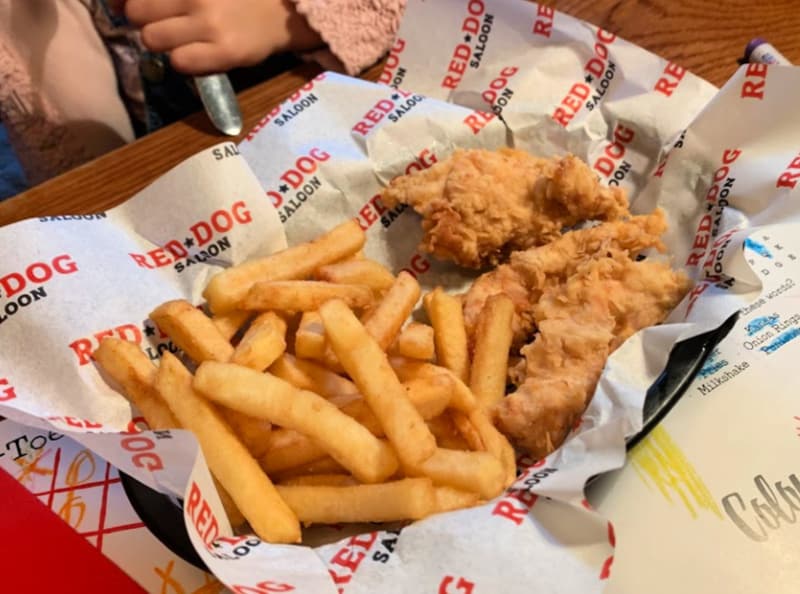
xmin=462 ymin=211 xmax=669 ymax=346
xmin=494 ymin=253 xmax=691 ymax=458
xmin=381 ymin=148 xmax=630 ymax=268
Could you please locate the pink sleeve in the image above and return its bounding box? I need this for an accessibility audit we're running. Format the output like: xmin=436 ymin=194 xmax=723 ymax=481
xmin=292 ymin=0 xmax=407 ymax=75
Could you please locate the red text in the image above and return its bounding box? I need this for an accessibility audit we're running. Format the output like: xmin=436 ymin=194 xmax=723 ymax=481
xmin=0 ymin=254 xmax=78 ymax=299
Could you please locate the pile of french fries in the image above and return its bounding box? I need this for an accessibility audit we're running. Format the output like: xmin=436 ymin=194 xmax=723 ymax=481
xmin=94 ymin=220 xmax=518 ymax=544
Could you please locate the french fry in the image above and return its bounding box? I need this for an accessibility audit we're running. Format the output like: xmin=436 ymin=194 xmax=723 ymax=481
xmin=269 ymin=354 xmax=359 ymax=404
xmin=394 ymin=322 xmax=435 ymax=360
xmin=230 ymin=311 xmax=287 ymax=371
xmin=211 ymin=310 xmax=252 ymax=342
xmin=154 ymin=353 xmax=300 ymax=543
xmin=220 ymin=411 xmax=272 ymax=459
xmin=193 ymin=361 xmax=399 ymax=483
xmin=409 ymin=448 xmax=505 ymax=500
xmin=338 ymin=400 xmax=384 ymax=436
xmin=320 ymin=299 xmax=436 ymax=467
xmin=362 ymin=272 xmax=421 ymax=350
xmin=149 ymin=300 xmax=274 ymax=456
xmin=272 ymin=457 xmax=348 ymax=482
xmin=259 ymin=434 xmax=328 ymax=474
xmin=426 ymin=414 xmax=469 ymax=450
xmin=94 ymin=338 xmax=178 ymax=429
xmin=275 ymin=479 xmax=435 ymax=524
xmin=469 ymin=409 xmax=517 ymax=488
xmin=316 ymin=259 xmax=395 ymax=292
xmin=213 ymin=477 xmax=247 ymax=529
xmin=278 ymin=474 xmax=358 ymax=487
xmin=243 ymin=281 xmax=373 ymax=312
xmin=470 ymin=294 xmax=514 ymax=410
xmin=204 ymin=219 xmax=366 ymax=313
xmin=450 ymin=410 xmax=485 ymax=451
xmin=389 ymin=357 xmax=479 ymax=413
xmin=432 ymin=486 xmax=482 ymax=513
xmin=150 ymin=300 xmax=235 ymax=363
xmin=424 ymin=288 xmax=470 ymax=382
xmin=403 ymin=376 xmax=452 ymax=420
xmin=294 ymin=312 xmax=327 ymax=360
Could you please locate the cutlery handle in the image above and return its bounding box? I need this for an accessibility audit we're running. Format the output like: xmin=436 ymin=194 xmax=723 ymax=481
xmin=194 ymin=74 xmax=243 ymax=136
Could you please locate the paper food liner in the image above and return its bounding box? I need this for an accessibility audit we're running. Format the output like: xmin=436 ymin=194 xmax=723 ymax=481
xmin=2 ymin=0 xmax=798 ymax=591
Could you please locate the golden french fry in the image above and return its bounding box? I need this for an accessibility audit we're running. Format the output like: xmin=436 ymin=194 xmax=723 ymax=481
xmin=150 ymin=300 xmax=234 ymax=363
xmin=220 ymin=410 xmax=272 ymax=459
xmin=211 ymin=310 xmax=252 ymax=342
xmin=243 ymin=281 xmax=373 ymax=312
xmin=362 ymin=271 xmax=421 ymax=350
xmin=337 ymin=249 xmax=366 ymax=263
xmin=265 ymin=427 xmax=307 ymax=450
xmin=389 ymin=357 xmax=479 ymax=413
xmin=426 ymin=414 xmax=469 ymax=450
xmin=470 ymin=294 xmax=514 ymax=410
xmin=231 ymin=312 xmax=287 ymax=371
xmin=394 ymin=322 xmax=435 ymax=360
xmin=432 ymin=486 xmax=482 ymax=513
xmin=409 ymin=448 xmax=505 ymax=500
xmin=278 ymin=474 xmax=358 ymax=487
xmin=450 ymin=410 xmax=486 ymax=451
xmin=193 ymin=361 xmax=399 ymax=483
xmin=204 ymin=219 xmax=366 ymax=313
xmin=294 ymin=312 xmax=327 ymax=360
xmin=260 ymin=434 xmax=328 ymax=474
xmin=404 ymin=376 xmax=452 ymax=420
xmin=469 ymin=409 xmax=517 ymax=488
xmin=319 ymin=299 xmax=436 ymax=467
xmin=213 ymin=476 xmax=246 ymax=529
xmin=269 ymin=354 xmax=359 ymax=404
xmin=424 ymin=288 xmax=470 ymax=382
xmin=94 ymin=338 xmax=178 ymax=430
xmin=273 ymin=457 xmax=347 ymax=482
xmin=316 ymin=259 xmax=395 ymax=292
xmin=338 ymin=399 xmax=385 ymax=436
xmin=155 ymin=352 xmax=300 ymax=543
xmin=275 ymin=478 xmax=435 ymax=524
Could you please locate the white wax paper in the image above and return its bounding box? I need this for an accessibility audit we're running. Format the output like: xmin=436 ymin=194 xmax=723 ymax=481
xmin=2 ymin=0 xmax=798 ymax=591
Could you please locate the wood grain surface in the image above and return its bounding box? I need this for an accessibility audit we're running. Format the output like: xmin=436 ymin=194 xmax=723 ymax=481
xmin=1 ymin=0 xmax=798 ymax=226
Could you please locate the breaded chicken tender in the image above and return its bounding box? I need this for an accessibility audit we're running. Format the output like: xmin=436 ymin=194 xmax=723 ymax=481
xmin=493 ymin=252 xmax=691 ymax=458
xmin=381 ymin=148 xmax=630 ymax=268
xmin=462 ymin=211 xmax=669 ymax=346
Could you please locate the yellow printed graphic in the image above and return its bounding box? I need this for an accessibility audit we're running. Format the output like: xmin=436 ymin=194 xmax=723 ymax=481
xmin=630 ymin=425 xmax=722 ymax=519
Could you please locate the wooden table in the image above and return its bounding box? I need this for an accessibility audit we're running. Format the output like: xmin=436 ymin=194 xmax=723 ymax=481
xmin=1 ymin=0 xmax=798 ymax=227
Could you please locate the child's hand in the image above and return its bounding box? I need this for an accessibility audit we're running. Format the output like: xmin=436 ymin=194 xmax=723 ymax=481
xmin=125 ymin=0 xmax=321 ymax=75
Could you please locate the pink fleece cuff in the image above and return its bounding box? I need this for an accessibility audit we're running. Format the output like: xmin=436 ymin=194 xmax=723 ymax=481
xmin=292 ymin=0 xmax=407 ymax=75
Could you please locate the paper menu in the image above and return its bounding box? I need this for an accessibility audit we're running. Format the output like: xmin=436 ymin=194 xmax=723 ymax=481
xmin=589 ymin=225 xmax=800 ymax=593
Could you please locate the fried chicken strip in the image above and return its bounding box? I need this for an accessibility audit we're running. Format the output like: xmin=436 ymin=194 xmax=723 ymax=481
xmin=381 ymin=148 xmax=630 ymax=268
xmin=462 ymin=211 xmax=669 ymax=346
xmin=494 ymin=253 xmax=691 ymax=458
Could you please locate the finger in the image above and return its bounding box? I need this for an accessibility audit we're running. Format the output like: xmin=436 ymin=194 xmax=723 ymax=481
xmin=141 ymin=17 xmax=208 ymax=53
xmin=125 ymin=0 xmax=190 ymax=26
xmin=170 ymin=42 xmax=240 ymax=75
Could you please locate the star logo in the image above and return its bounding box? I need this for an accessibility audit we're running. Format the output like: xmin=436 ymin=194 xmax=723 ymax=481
xmin=464 ymin=34 xmax=472 ymax=43
xmin=143 ymin=323 xmax=156 ymax=337
xmin=279 ymin=184 xmax=290 ymax=193
xmin=183 ymin=237 xmax=194 ymax=248
xmin=584 ymin=74 xmax=594 ymax=83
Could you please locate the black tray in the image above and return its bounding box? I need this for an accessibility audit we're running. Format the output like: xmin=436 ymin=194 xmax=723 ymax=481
xmin=120 ymin=313 xmax=738 ymax=570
